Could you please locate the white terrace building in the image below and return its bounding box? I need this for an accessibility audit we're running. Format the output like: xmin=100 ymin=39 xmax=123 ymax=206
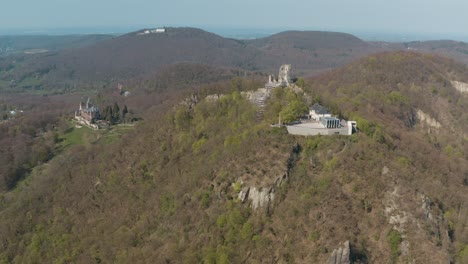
xmin=286 ymin=103 xmax=357 ymax=136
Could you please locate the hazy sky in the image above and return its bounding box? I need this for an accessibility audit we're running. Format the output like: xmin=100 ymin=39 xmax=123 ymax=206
xmin=2 ymin=0 xmax=468 ymax=38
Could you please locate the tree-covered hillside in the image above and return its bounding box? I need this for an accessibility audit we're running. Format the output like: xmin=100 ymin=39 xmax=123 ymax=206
xmin=0 ymin=51 xmax=467 ymax=263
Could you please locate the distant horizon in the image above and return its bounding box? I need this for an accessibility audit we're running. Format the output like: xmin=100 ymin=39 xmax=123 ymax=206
xmin=3 ymin=1 xmax=468 ymax=42
xmin=1 ymin=25 xmax=468 ymax=43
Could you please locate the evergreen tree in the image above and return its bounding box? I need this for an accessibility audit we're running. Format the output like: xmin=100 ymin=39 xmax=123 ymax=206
xmin=106 ymin=106 xmax=113 ymax=123
xmin=122 ymin=105 xmax=128 ymax=121
xmin=113 ymin=102 xmax=120 ymax=122
xmin=101 ymin=106 xmax=108 ymax=121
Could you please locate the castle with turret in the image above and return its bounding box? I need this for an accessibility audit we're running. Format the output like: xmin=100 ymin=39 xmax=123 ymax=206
xmin=74 ymin=98 xmax=101 ymax=129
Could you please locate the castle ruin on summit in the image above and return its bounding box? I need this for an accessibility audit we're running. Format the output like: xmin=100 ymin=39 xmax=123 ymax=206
xmin=266 ymin=64 xmax=292 ymax=88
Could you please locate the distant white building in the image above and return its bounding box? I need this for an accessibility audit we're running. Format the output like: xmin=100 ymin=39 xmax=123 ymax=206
xmin=153 ymin=28 xmax=166 ymax=33
xmin=138 ymin=28 xmax=166 ymax=35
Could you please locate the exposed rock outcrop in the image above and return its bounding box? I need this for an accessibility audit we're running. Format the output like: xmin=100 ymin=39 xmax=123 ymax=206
xmin=249 ymin=187 xmax=275 ymax=210
xmin=241 ymin=87 xmax=272 ymax=119
xmin=205 ymin=94 xmax=226 ymax=102
xmin=238 ymin=186 xmax=274 ymax=210
xmin=206 ymin=86 xmax=273 ymax=120
xmin=450 ymin=80 xmax=468 ymax=94
xmin=238 ymin=187 xmax=250 ymax=203
xmin=328 ymin=241 xmax=351 ymax=264
xmin=241 ymin=88 xmax=271 ymax=108
xmin=382 ymin=186 xmax=452 ymax=262
xmin=421 ymin=194 xmax=435 ymax=222
xmin=419 ymin=194 xmax=451 ymax=248
xmin=381 ymin=166 xmax=389 ymax=175
xmin=181 ymin=94 xmax=199 ymax=110
xmin=384 ymin=186 xmax=409 ymax=233
xmin=237 ymin=143 xmax=300 ymax=210
xmin=416 ymin=109 xmax=441 ymax=128
xmin=238 ymin=185 xmax=276 ymax=210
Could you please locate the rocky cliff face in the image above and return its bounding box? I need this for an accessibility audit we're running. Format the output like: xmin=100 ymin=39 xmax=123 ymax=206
xmin=328 ymin=241 xmax=351 ymax=264
xmin=237 ymin=143 xmax=300 ymax=211
xmin=451 ymin=80 xmax=468 ymax=94
xmin=238 ymin=186 xmax=275 ymax=210
xmin=382 ymin=167 xmax=453 ymax=262
xmin=416 ymin=109 xmax=441 ymax=129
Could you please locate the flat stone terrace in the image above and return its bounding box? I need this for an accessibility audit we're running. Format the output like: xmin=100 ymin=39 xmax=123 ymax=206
xmin=286 ymin=121 xmax=350 ymax=136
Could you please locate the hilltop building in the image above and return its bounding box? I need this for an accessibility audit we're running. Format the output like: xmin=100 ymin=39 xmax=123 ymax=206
xmin=75 ymin=98 xmax=100 ymax=129
xmin=266 ymin=64 xmax=292 ymax=88
xmin=117 ymin=83 xmax=131 ymax=97
xmin=286 ymin=104 xmax=357 ymax=136
xmin=309 ymin=103 xmax=332 ymax=120
xmin=137 ymin=28 xmax=166 ymax=35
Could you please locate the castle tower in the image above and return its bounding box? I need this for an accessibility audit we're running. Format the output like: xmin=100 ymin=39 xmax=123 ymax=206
xmin=278 ymin=64 xmax=291 ymax=87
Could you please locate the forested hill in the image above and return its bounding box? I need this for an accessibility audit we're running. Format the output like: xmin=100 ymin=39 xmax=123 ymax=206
xmin=249 ymin=30 xmax=366 ymax=50
xmin=0 ymin=28 xmax=384 ymax=92
xmin=4 ymin=27 xmax=468 ymax=94
xmin=38 ymin=28 xmax=381 ymax=79
xmin=382 ymin=39 xmax=468 ymax=66
xmin=246 ymin=30 xmax=379 ymax=74
xmin=0 ymin=51 xmax=466 ymax=263
xmin=11 ymin=28 xmax=261 ymax=86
